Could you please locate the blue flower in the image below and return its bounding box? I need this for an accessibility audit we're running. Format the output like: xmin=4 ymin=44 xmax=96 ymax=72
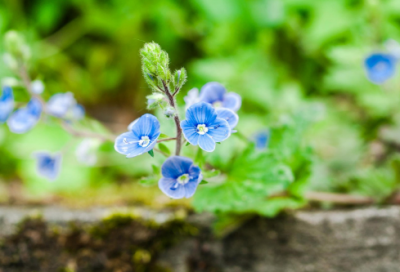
xmin=114 ymin=113 xmax=160 ymax=158
xmin=181 ymin=102 xmax=230 ymax=152
xmin=0 ymin=86 xmax=14 ymax=123
xmin=7 ymin=98 xmax=42 ymax=134
xmin=158 ymin=156 xmax=202 ymax=199
xmin=216 ymin=108 xmax=239 ymax=130
xmin=46 ymin=92 xmax=84 ymax=120
xmin=34 ymin=152 xmax=62 ymax=181
xmin=254 ymin=130 xmax=270 ymax=150
xmin=364 ymin=53 xmax=396 ymax=84
xmin=199 ymin=82 xmax=241 ymax=112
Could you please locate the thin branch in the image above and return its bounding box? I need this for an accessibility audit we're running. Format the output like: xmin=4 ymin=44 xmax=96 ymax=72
xmin=172 ymin=87 xmax=179 ymax=96
xmin=157 ymin=137 xmax=176 ymax=143
xmin=61 ymin=122 xmax=115 ymax=142
xmin=19 ymin=65 xmax=46 ymax=106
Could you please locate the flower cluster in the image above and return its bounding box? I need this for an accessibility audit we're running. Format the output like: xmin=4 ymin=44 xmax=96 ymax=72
xmin=2 ymin=34 xmax=242 ymax=200
xmin=111 ymin=43 xmax=242 ymax=199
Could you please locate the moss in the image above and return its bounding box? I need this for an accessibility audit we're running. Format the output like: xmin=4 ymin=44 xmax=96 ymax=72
xmin=0 ymin=211 xmax=197 ymax=272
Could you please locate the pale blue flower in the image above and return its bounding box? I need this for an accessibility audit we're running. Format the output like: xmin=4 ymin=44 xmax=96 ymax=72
xmin=216 ymin=108 xmax=238 ymax=130
xmin=0 ymin=86 xmax=14 ymax=123
xmin=199 ymin=82 xmax=241 ymax=112
xmin=158 ymin=156 xmax=202 ymax=199
xmin=114 ymin=114 xmax=160 ymax=158
xmin=7 ymin=98 xmax=41 ymax=134
xmin=46 ymin=92 xmax=84 ymax=120
xmin=364 ymin=53 xmax=396 ymax=84
xmin=34 ymin=152 xmax=62 ymax=181
xmin=254 ymin=130 xmax=270 ymax=150
xmin=181 ymin=102 xmax=230 ymax=152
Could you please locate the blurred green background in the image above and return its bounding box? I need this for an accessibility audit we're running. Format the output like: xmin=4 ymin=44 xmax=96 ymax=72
xmin=1 ymin=0 xmax=400 ymax=210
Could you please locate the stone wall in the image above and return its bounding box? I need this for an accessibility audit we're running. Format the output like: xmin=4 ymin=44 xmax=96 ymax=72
xmin=1 ymin=206 xmax=400 ymax=272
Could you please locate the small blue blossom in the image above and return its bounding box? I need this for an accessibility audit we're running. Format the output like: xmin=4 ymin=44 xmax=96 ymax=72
xmin=199 ymin=82 xmax=241 ymax=112
xmin=46 ymin=92 xmax=84 ymax=120
xmin=158 ymin=156 xmax=202 ymax=199
xmin=0 ymin=86 xmax=14 ymax=123
xmin=216 ymin=108 xmax=239 ymax=131
xmin=7 ymin=98 xmax=42 ymax=134
xmin=254 ymin=130 xmax=270 ymax=150
xmin=364 ymin=53 xmax=396 ymax=84
xmin=184 ymin=88 xmax=199 ymax=110
xmin=181 ymin=102 xmax=230 ymax=152
xmin=114 ymin=113 xmax=160 ymax=158
xmin=34 ymin=152 xmax=62 ymax=181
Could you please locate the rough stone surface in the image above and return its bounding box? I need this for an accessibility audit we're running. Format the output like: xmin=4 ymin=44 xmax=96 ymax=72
xmin=1 ymin=205 xmax=400 ymax=271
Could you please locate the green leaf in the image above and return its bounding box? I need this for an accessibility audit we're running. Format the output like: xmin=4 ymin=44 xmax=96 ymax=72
xmin=158 ymin=143 xmax=171 ymax=156
xmin=202 ymin=169 xmax=221 ymax=179
xmin=159 ymin=133 xmax=170 ymax=139
xmin=148 ymin=149 xmax=154 ymax=157
xmin=151 ymin=164 xmax=160 ymax=174
xmin=200 ymin=180 xmax=209 ymax=185
xmin=216 ymin=142 xmax=221 ymax=145
xmin=185 ymin=142 xmax=190 ymax=146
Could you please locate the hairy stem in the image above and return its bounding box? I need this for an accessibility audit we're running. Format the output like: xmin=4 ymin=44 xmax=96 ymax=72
xmin=162 ymin=80 xmax=182 ymax=156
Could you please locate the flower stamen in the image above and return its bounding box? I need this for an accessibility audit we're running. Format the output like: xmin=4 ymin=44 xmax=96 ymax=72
xmin=197 ymin=124 xmax=208 ymax=135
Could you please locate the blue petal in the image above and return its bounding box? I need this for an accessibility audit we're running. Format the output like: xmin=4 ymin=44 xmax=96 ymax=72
xmin=198 ymin=134 xmax=216 ymax=152
xmin=254 ymin=130 xmax=270 ymax=150
xmin=188 ymin=164 xmax=201 ymax=180
xmin=161 ymin=156 xmax=193 ymax=179
xmin=180 ymin=119 xmax=200 ymax=145
xmin=71 ymin=104 xmax=85 ymax=120
xmin=7 ymin=99 xmax=41 ymax=134
xmin=222 ymin=92 xmax=242 ymax=112
xmin=27 ymin=99 xmax=42 ymax=118
xmin=46 ymin=93 xmax=76 ymax=117
xmin=114 ymin=131 xmax=148 ymax=158
xmin=216 ymin=108 xmax=238 ymax=129
xmin=184 ymin=88 xmax=199 ymax=109
xmin=184 ymin=172 xmax=202 ymax=198
xmin=158 ymin=177 xmax=186 ymax=199
xmin=34 ymin=152 xmax=62 ymax=181
xmin=207 ymin=117 xmax=230 ymax=143
xmin=185 ymin=102 xmax=217 ymax=125
xmin=132 ymin=114 xmax=160 ymax=139
xmin=0 ymin=86 xmax=14 ymax=123
xmin=199 ymin=82 xmax=226 ymax=104
xmin=364 ymin=53 xmax=396 ymax=84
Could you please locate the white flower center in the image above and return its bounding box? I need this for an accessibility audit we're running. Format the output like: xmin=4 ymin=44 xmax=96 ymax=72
xmin=178 ymin=174 xmax=189 ymax=185
xmin=213 ymin=101 xmax=222 ymax=108
xmin=138 ymin=136 xmax=150 ymax=147
xmin=197 ymin=124 xmax=208 ymax=135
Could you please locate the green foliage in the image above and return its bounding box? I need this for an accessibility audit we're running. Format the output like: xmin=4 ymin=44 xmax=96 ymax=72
xmin=193 ymin=109 xmax=315 ymax=217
